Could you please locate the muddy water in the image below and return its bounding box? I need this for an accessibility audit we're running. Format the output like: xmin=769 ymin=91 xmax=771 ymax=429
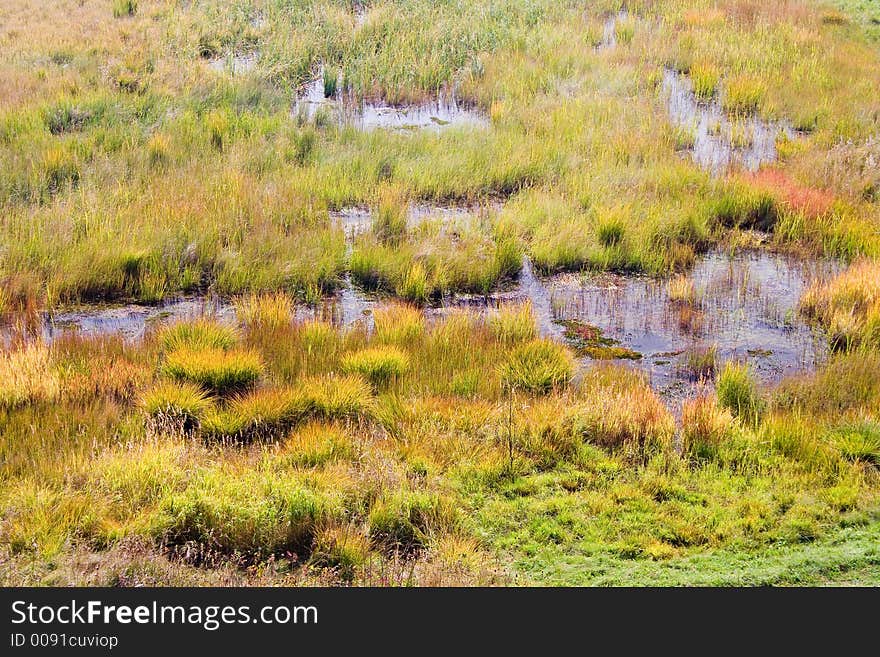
xmin=663 ymin=68 xmax=795 ymax=174
xmin=292 ymin=69 xmax=488 ymax=132
xmin=546 ymin=249 xmax=840 ymax=400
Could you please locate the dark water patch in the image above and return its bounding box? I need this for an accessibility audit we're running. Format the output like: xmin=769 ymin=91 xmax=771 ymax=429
xmin=663 ymin=68 xmax=796 ymax=174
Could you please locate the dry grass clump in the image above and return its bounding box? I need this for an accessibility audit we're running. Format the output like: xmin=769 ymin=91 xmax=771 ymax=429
xmin=800 ymin=260 xmax=880 ymax=350
xmin=235 ymin=292 xmax=294 ymax=331
xmin=159 ymin=467 xmax=336 ymax=559
xmin=0 ymin=344 xmax=61 ymax=409
xmin=158 ymin=320 xmax=238 ymax=353
xmin=276 ymin=422 xmax=357 ymax=469
xmin=198 ymin=375 xmax=376 ymax=443
xmin=368 ymin=492 xmax=459 ymax=554
xmin=722 ymin=74 xmax=767 ymax=115
xmin=570 ymin=369 xmax=675 ymax=459
xmin=489 ymin=302 xmax=537 ymax=344
xmin=681 ymin=394 xmax=735 ymax=460
xmin=301 ymin=375 xmax=375 ymax=421
xmin=200 ymin=388 xmax=309 ymax=443
xmin=690 ymin=61 xmax=720 ymax=100
xmin=667 ymin=274 xmax=697 ymax=305
xmin=682 ymin=344 xmax=718 ymax=379
xmin=372 ymin=184 xmax=408 ymax=244
xmin=373 ymin=303 xmax=425 ymax=344
xmin=309 ymin=525 xmax=371 ymax=582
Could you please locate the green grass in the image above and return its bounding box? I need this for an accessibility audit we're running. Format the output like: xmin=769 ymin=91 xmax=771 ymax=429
xmin=717 ymin=361 xmax=765 ymax=426
xmin=492 ymin=517 xmax=880 ymax=586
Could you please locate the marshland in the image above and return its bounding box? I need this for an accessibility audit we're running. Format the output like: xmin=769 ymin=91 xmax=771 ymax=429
xmin=1 ymin=0 xmax=879 ymax=586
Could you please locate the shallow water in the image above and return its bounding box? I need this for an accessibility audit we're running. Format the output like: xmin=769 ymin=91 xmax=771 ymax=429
xmin=663 ymin=69 xmax=795 ymax=174
xmin=292 ymin=70 xmax=489 ymax=132
xmin=1 ymin=249 xmax=838 ymax=404
xmin=1 ymin=285 xmax=376 ymax=346
xmin=599 ymin=10 xmax=628 ymax=49
xmin=330 ymin=203 xmax=490 ymax=239
xmin=208 ymin=52 xmax=258 ymax=75
xmin=545 ymin=249 xmax=840 ymax=400
xmin=354 ymin=94 xmax=489 ymax=132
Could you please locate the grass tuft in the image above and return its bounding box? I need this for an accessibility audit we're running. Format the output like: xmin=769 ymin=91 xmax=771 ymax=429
xmin=235 ymin=292 xmax=294 ymax=332
xmin=161 ymin=348 xmax=263 ymax=395
xmin=368 ymin=493 xmax=459 ymax=554
xmin=342 ymin=346 xmax=410 ymax=387
xmin=373 ymin=304 xmax=424 ymax=344
xmin=681 ymin=394 xmax=735 ymax=460
xmin=501 ymin=339 xmax=575 ymax=394
xmin=141 ymin=381 xmax=213 ymax=435
xmin=717 ymin=361 xmax=764 ymax=426
xmin=489 ymin=303 xmax=537 ymax=344
xmin=158 ymin=320 xmax=237 ymax=353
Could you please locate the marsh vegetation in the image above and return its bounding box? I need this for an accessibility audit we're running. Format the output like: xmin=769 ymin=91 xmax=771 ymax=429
xmin=1 ymin=0 xmax=880 ymax=585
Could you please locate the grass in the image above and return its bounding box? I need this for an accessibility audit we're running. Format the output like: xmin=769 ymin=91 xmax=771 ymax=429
xmin=721 ymin=75 xmax=767 ymax=115
xmin=342 ymin=346 xmax=410 ymax=387
xmin=235 ymin=292 xmax=294 ymax=331
xmin=668 ymin=274 xmax=697 ymax=305
xmin=690 ymin=62 xmax=720 ymax=100
xmin=800 ymin=260 xmax=880 ymax=350
xmin=141 ymin=381 xmax=213 ymax=435
xmin=682 ymin=344 xmax=718 ymax=379
xmin=160 ymin=467 xmax=332 ymax=559
xmin=158 ymin=320 xmax=238 ymax=353
xmin=489 ymin=303 xmax=537 ymax=344
xmin=828 ymin=420 xmax=880 ymax=467
xmin=681 ymin=394 xmax=735 ymax=460
xmin=717 ymin=361 xmax=765 ymax=426
xmin=368 ymin=492 xmax=459 ymax=554
xmin=0 ymin=304 xmax=878 ymax=585
xmin=161 ymin=347 xmax=264 ymax=395
xmin=500 ymin=339 xmax=575 ymax=394
xmin=0 ymin=344 xmax=60 ymax=409
xmin=112 ymin=0 xmax=136 ymax=19
xmin=374 ymin=303 xmax=425 ymax=343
